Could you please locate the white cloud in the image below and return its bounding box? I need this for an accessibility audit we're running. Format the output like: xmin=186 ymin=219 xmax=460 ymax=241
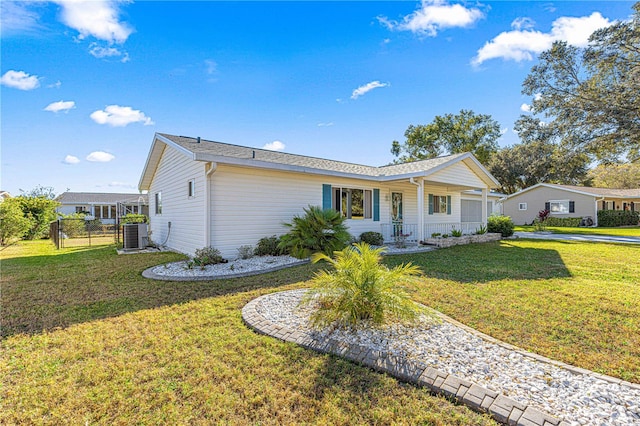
xmin=44 ymin=100 xmax=76 ymax=113
xmin=63 ymin=155 xmax=80 ymax=164
xmin=0 ymin=1 xmax=43 ymax=35
xmin=263 ymin=141 xmax=286 ymax=151
xmin=351 ymin=81 xmax=389 ymax=100
xmin=520 ymin=103 xmax=532 ymax=112
xmin=511 ymin=17 xmax=536 ymax=31
xmin=473 ymin=12 xmax=613 ymax=66
xmin=107 ymin=181 xmax=136 ymax=189
xmin=317 ymin=122 xmax=334 ymax=127
xmin=205 ymin=59 xmax=217 ymax=75
xmin=53 ymin=0 xmax=133 ymax=44
xmin=48 ymin=80 xmax=62 ymax=89
xmin=86 ymin=151 xmax=115 ymax=162
xmin=90 ymin=105 xmax=154 ymax=127
xmin=380 ymin=0 xmax=484 ymax=37
xmin=1 ymin=70 xmax=40 ymax=90
xmin=89 ymin=43 xmax=129 ymax=62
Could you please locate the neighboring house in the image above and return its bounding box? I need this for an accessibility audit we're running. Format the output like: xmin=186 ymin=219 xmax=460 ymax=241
xmin=0 ymin=191 xmax=11 ymax=202
xmin=502 ymin=183 xmax=640 ymax=225
xmin=138 ymin=133 xmax=501 ymax=258
xmin=55 ymin=192 xmax=149 ymax=225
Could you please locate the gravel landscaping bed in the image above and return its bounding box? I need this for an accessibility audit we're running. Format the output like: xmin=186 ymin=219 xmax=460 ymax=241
xmin=251 ymin=289 xmax=640 ymax=426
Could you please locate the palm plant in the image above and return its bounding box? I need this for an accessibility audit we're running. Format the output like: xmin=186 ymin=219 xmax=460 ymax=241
xmin=279 ymin=206 xmax=351 ymax=259
xmin=301 ymin=242 xmax=426 ymax=328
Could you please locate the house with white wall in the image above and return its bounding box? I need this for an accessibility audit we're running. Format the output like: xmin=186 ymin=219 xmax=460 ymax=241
xmin=502 ymin=183 xmax=640 ymax=225
xmin=138 ymin=133 xmax=501 ymax=258
xmin=55 ymin=192 xmax=149 ymax=225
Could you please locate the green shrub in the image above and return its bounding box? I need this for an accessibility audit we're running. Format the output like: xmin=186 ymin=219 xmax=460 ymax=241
xmin=0 ymin=198 xmax=31 ymax=245
xmin=279 ymin=206 xmax=351 ymax=259
xmin=450 ymin=228 xmax=463 ymax=237
xmin=254 ymin=235 xmax=288 ymax=256
xmin=193 ymin=246 xmax=225 ymax=267
xmin=431 ymin=232 xmax=441 ymax=238
xmin=474 ymin=225 xmax=487 ymax=235
xmin=544 ymin=217 xmax=582 ymax=227
xmin=487 ymin=215 xmax=514 ymax=237
xmin=359 ymin=231 xmax=384 ymax=246
xmin=237 ymin=245 xmax=254 ymax=259
xmin=597 ymin=210 xmax=640 ymax=227
xmin=301 ymin=242 xmax=425 ymax=328
xmin=59 ymin=213 xmax=87 ymax=238
xmin=121 ymin=214 xmax=148 ymax=224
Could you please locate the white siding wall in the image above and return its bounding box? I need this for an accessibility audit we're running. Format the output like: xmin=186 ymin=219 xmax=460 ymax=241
xmin=148 ymin=146 xmax=206 ymax=255
xmin=429 ymin=162 xmax=486 ymax=187
xmin=209 ymin=165 xmax=390 ymax=258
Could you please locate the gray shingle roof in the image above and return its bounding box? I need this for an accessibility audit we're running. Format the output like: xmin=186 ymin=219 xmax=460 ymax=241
xmin=547 ymin=184 xmax=640 ymax=198
xmin=158 ymin=133 xmax=467 ymax=178
xmin=56 ymin=192 xmax=148 ymax=204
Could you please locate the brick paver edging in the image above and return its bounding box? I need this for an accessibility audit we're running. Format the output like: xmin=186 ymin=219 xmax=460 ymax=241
xmin=142 ymin=259 xmax=309 ymax=281
xmin=242 ymin=290 xmax=572 ymax=426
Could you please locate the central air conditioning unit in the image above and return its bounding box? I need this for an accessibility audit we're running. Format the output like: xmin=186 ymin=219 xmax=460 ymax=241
xmin=123 ymin=223 xmax=148 ymax=250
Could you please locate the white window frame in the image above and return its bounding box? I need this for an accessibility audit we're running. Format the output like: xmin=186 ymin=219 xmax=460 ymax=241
xmin=155 ymin=192 xmax=162 ymax=215
xmin=549 ymin=200 xmax=570 ymax=215
xmin=332 ymin=187 xmax=373 ymax=220
xmin=518 ymin=202 xmax=527 ymax=211
xmin=188 ymin=179 xmax=195 ymax=198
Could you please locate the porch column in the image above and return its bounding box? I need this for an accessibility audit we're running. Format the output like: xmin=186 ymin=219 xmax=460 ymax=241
xmin=417 ymin=179 xmax=424 ymax=242
xmin=481 ymin=187 xmax=488 ymax=225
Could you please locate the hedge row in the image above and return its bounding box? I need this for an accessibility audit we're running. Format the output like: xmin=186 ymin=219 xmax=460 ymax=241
xmin=597 ymin=210 xmax=640 ymax=227
xmin=543 ymin=217 xmax=582 ymax=227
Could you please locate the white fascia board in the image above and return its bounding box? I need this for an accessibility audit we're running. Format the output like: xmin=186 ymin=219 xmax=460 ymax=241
xmin=505 ymin=183 xmax=601 ymax=200
xmin=138 ymin=133 xmax=196 ymax=191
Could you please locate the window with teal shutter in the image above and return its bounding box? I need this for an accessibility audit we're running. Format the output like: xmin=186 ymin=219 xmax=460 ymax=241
xmin=322 ymin=184 xmax=332 ymax=210
xmin=447 ymin=195 xmax=451 ymax=215
xmin=428 ymin=194 xmax=434 ymax=215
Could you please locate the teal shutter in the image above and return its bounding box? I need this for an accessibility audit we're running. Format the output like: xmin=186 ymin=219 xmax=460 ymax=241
xmin=447 ymin=195 xmax=452 ymax=215
xmin=428 ymin=194 xmax=434 ymax=215
xmin=322 ymin=184 xmax=332 ymax=210
xmin=373 ymin=189 xmax=380 ymax=222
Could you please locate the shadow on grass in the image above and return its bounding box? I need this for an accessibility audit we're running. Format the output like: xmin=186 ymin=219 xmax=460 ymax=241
xmin=1 ymin=244 xmax=322 ymax=339
xmin=384 ymin=240 xmax=572 ymax=283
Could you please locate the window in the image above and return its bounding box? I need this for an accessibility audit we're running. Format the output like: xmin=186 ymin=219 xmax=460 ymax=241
xmin=518 ymin=203 xmax=527 ymax=211
xmin=155 ymin=192 xmax=162 ymax=215
xmin=332 ymin=187 xmax=372 ymax=219
xmin=94 ymin=205 xmax=102 ymax=218
xmin=75 ymin=206 xmax=87 ymax=214
xmin=549 ymin=200 xmax=569 ymax=214
xmin=188 ymin=179 xmax=195 ymax=198
xmin=433 ymin=195 xmax=447 ymax=214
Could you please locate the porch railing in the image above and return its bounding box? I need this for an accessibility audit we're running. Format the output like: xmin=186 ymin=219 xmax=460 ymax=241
xmin=380 ymin=222 xmax=485 ymax=244
xmin=380 ymin=223 xmax=419 ymax=244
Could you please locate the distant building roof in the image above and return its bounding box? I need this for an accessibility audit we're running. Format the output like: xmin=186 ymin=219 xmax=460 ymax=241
xmin=56 ymin=192 xmax=148 ymax=204
xmin=505 ymin=183 xmax=640 ymax=200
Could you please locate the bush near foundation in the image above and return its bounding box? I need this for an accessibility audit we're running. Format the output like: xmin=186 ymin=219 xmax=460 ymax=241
xmin=597 ymin=210 xmax=640 ymax=227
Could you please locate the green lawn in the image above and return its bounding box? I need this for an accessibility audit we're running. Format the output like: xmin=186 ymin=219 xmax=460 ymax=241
xmin=515 ymin=225 xmax=640 ymax=237
xmin=2 ymin=238 xmax=639 ymax=424
xmin=1 ymin=240 xmax=494 ymax=425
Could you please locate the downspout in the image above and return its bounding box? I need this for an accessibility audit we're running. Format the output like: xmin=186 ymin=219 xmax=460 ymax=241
xmin=595 ymin=197 xmax=604 ymax=227
xmin=481 ymin=187 xmax=488 ymax=227
xmin=204 ymin=162 xmax=218 ymax=247
xmin=409 ymin=177 xmax=424 ymax=242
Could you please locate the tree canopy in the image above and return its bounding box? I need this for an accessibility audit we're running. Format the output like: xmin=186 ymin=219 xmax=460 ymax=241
xmin=588 ymin=162 xmax=640 ymax=189
xmin=391 ymin=109 xmax=501 ymax=165
xmin=520 ymin=2 xmax=640 ymax=162
xmin=487 ymin=140 xmax=590 ymax=195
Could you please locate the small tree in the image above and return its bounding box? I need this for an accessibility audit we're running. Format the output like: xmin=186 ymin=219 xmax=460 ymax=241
xmin=15 ymin=186 xmax=60 ymax=240
xmin=0 ymin=199 xmax=31 ymax=245
xmin=487 ymin=215 xmax=514 ymax=237
xmin=301 ymin=242 xmax=425 ymax=328
xmin=278 ymin=206 xmax=351 ymax=259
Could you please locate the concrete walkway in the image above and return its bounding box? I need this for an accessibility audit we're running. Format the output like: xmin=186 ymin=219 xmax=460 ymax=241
xmin=514 ymin=232 xmax=640 ymax=244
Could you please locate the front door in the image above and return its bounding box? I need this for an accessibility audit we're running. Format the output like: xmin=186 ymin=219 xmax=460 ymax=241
xmin=391 ymin=192 xmax=403 ymax=235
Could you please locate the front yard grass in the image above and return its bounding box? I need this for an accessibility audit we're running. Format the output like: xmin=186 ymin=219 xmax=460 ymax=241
xmin=2 ymin=238 xmax=638 ymax=423
xmin=1 ymin=240 xmax=494 ymax=425
xmin=515 ymin=225 xmax=640 ymax=237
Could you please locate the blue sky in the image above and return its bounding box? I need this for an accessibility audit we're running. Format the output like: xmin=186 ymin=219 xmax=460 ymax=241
xmin=1 ymin=1 xmax=634 ymax=195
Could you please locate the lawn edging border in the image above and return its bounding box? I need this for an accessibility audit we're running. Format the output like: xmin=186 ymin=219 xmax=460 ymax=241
xmin=141 ymin=259 xmax=309 ymax=281
xmin=242 ymin=289 xmax=638 ymax=425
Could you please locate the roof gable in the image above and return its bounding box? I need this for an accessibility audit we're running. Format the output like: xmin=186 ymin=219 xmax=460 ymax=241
xmin=505 ymin=183 xmax=640 ymax=200
xmin=56 ymin=192 xmax=148 ymax=204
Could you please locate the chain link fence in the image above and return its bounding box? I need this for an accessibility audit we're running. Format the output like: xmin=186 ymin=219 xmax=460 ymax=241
xmin=50 ymin=218 xmax=118 ymax=249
